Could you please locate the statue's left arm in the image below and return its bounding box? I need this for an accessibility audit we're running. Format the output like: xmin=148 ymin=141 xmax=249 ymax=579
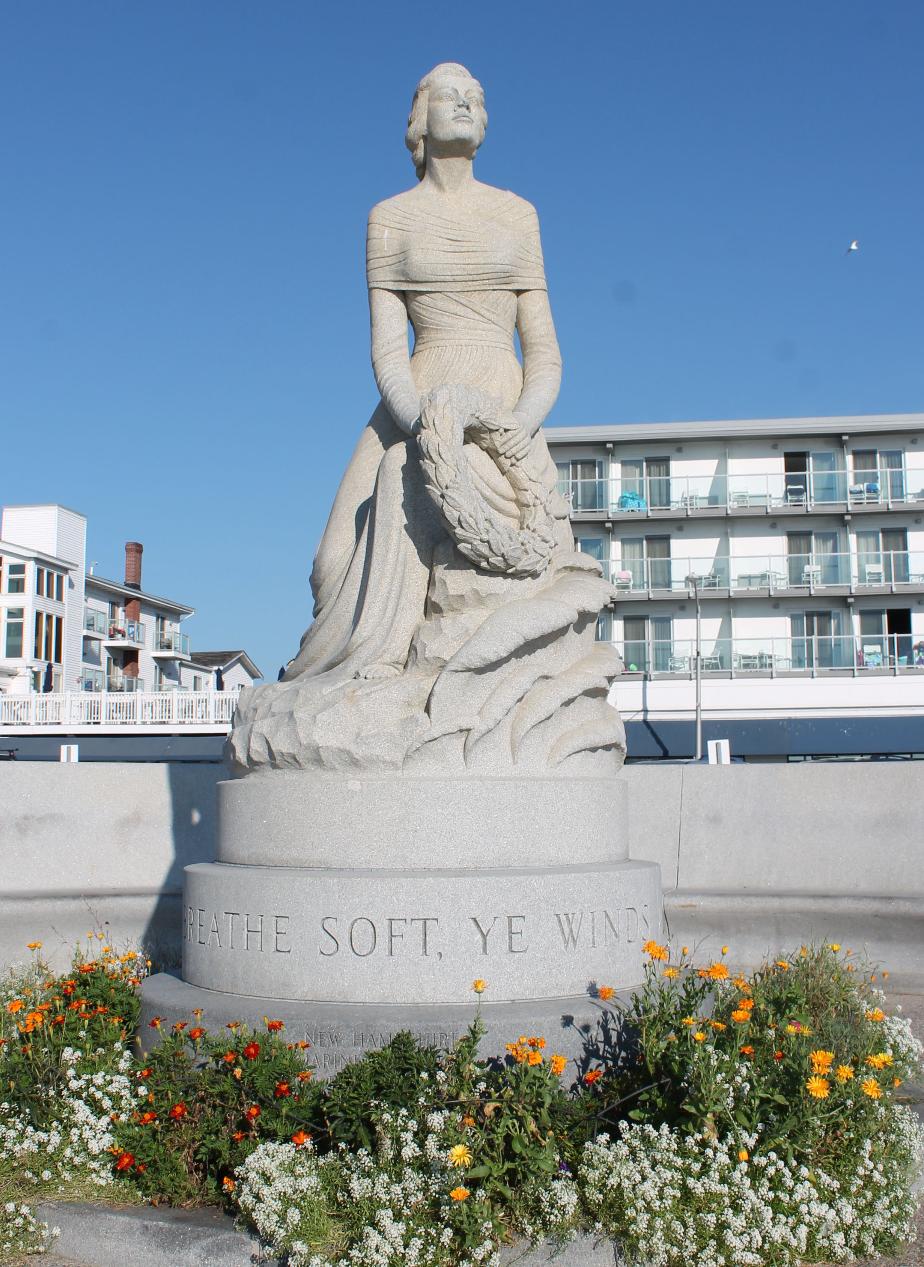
xmin=511 ymin=289 xmax=562 ymax=438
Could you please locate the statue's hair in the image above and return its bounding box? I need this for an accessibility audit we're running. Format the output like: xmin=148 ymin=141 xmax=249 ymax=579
xmin=405 ymin=62 xmax=487 ymax=181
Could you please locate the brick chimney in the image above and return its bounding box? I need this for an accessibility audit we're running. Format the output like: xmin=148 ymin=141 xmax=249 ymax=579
xmin=123 ymin=544 xmax=143 ymax=678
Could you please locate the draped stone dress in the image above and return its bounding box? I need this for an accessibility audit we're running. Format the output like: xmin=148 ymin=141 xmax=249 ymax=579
xmin=229 ymin=186 xmax=624 ymax=776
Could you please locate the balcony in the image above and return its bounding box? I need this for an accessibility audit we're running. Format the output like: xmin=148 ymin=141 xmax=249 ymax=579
xmin=83 ymin=609 xmax=108 ymax=637
xmin=105 ymin=675 xmax=146 ymax=693
xmin=103 ymin=619 xmax=146 ymax=648
xmin=603 ymin=550 xmax=924 ymax=600
xmin=151 ymin=631 xmax=191 ymax=658
xmin=613 ymin=634 xmax=924 ymax=677
xmin=562 ymin=467 xmax=924 ymax=520
xmin=0 ymin=689 xmax=240 ymax=733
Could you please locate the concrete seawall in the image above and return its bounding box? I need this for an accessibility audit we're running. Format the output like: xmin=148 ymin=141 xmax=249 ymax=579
xmin=1 ymin=762 xmax=921 ymax=982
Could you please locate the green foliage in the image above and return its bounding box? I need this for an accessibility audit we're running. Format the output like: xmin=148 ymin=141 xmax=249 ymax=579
xmin=322 ymin=1029 xmax=441 ymax=1150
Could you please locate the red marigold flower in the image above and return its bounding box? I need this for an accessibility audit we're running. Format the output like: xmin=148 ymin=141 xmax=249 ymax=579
xmin=597 ymin=986 xmax=615 ymax=1001
xmin=584 ymin=1069 xmax=603 ymax=1085
xmin=138 ymin=1111 xmax=157 ymax=1125
xmin=222 ymin=1175 xmax=236 ymax=1193
xmin=188 ymin=1027 xmax=205 ymax=1041
xmin=291 ymin=1129 xmax=312 ymax=1147
xmin=139 ymin=1067 xmax=153 ymax=1079
xmin=172 ymin=1021 xmax=188 ymax=1033
xmin=274 ymin=1081 xmax=291 ymax=1098
xmin=148 ymin=1016 xmax=163 ymax=1029
xmin=264 ymin=1018 xmax=284 ymax=1032
xmin=168 ymin=1102 xmax=188 ymax=1120
xmin=244 ymin=1104 xmax=260 ymax=1121
xmin=297 ymin=1070 xmax=312 ymax=1082
xmin=223 ymin=1051 xmax=237 ymax=1064
xmin=115 ymin=1151 xmax=135 ymax=1172
xmin=242 ymin=1041 xmax=260 ymax=1061
xmin=232 ymin=1130 xmax=246 ymax=1142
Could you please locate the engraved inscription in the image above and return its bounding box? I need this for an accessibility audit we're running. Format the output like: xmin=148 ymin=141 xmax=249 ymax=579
xmin=554 ymin=904 xmax=650 ymax=950
xmin=184 ymin=905 xmax=292 ymax=954
xmin=318 ymin=916 xmax=440 ymax=958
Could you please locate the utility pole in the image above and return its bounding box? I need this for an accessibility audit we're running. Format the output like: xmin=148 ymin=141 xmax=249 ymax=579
xmin=687 ymin=573 xmax=703 ymax=761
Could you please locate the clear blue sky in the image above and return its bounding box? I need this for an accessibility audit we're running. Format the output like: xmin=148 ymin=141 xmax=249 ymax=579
xmin=2 ymin=1 xmax=922 ymax=678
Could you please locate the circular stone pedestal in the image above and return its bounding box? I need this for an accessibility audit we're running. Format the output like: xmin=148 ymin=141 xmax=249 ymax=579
xmin=141 ymin=771 xmax=662 ymax=1072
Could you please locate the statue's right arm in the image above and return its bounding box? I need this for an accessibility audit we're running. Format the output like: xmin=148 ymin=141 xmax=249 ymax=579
xmin=369 ymin=287 xmax=420 ymax=436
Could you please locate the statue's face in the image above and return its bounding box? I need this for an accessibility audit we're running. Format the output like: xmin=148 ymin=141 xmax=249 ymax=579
xmin=425 ymin=73 xmax=486 ymax=151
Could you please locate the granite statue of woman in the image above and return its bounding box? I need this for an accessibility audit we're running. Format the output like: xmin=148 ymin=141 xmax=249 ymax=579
xmin=230 ymin=63 xmax=625 ymax=776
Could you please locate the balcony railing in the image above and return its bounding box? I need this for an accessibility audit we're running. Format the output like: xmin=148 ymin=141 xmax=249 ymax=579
xmin=613 ymin=634 xmax=924 ymax=676
xmin=601 ymin=550 xmax=924 ymax=595
xmin=155 ymin=631 xmax=190 ymax=656
xmin=0 ymin=689 xmax=241 ymax=730
xmin=106 ymin=619 xmax=146 ymax=645
xmin=562 ymin=467 xmax=924 ymax=515
xmin=83 ymin=609 xmax=108 ymax=635
xmin=105 ymin=676 xmax=146 ymax=693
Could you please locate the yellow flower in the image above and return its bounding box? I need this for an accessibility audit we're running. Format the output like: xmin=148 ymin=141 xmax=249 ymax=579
xmin=26 ymin=941 xmax=42 ymax=951
xmin=450 ymin=1186 xmax=470 ymax=1202
xmin=866 ymin=1052 xmax=893 ymax=1070
xmin=861 ymin=1077 xmax=882 ymax=1099
xmin=680 ymin=946 xmax=689 ymax=956
xmin=806 ymin=1076 xmax=830 ymax=1099
xmin=662 ymin=966 xmax=680 ymax=979
xmin=472 ymin=979 xmax=487 ymax=995
xmin=835 ymin=1064 xmax=854 ymax=1082
xmin=865 ymin=1008 xmax=885 ymax=1023
xmin=681 ymin=1016 xmax=695 ymax=1026
xmin=448 ymin=1144 xmax=473 ymax=1168
xmin=710 ymin=1021 xmax=727 ymax=1032
xmin=642 ymin=940 xmax=669 ymax=962
xmin=809 ymin=1050 xmax=835 ymax=1074
xmin=775 ymin=960 xmax=790 ymax=972
xmin=550 ymin=1054 xmax=567 ymax=1076
xmin=738 ymin=1148 xmax=749 ymax=1162
xmin=693 ymin=1031 xmax=706 ymax=1043
xmin=828 ymin=943 xmax=841 ymax=952
xmin=721 ymin=945 xmax=729 ymax=955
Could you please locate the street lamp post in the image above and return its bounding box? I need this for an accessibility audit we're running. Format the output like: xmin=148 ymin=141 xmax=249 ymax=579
xmin=687 ymin=573 xmax=703 ymax=761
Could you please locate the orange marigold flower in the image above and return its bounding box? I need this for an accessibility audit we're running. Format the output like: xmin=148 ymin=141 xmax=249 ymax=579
xmin=274 ymin=1081 xmax=291 ymax=1098
xmin=172 ymin=1020 xmax=188 ymax=1033
xmin=681 ymin=1016 xmax=695 ymax=1026
xmin=26 ymin=941 xmax=42 ymax=950
xmin=291 ymin=1129 xmax=312 ymax=1147
xmin=242 ymin=1041 xmax=260 ymax=1061
xmin=731 ymin=1009 xmax=751 ymax=1023
xmin=738 ymin=1148 xmax=749 ymax=1162
xmin=527 ymin=1051 xmax=543 ymax=1066
xmin=710 ymin=1021 xmax=727 ymax=1032
xmin=472 ymin=979 xmax=487 ymax=994
xmin=168 ymin=1102 xmax=188 ymax=1120
xmin=297 ymin=1070 xmax=312 ymax=1082
xmin=264 ymin=1018 xmax=285 ymax=1032
xmin=222 ymin=1176 xmax=236 ymax=1193
xmin=642 ymin=940 xmax=669 ymax=962
xmin=663 ymin=966 xmax=680 ymax=979
xmin=739 ymin=1045 xmax=755 ymax=1056
xmin=138 ymin=1111 xmax=157 ymax=1125
xmin=550 ymin=1054 xmax=567 ymax=1076
xmin=190 ymin=1005 xmax=202 ymax=1016
xmin=232 ymin=1130 xmax=246 ymax=1142
xmin=894 ymin=1076 xmax=902 ymax=1088
xmin=866 ymin=1052 xmax=893 ymax=1070
xmin=188 ymin=1027 xmax=205 ymax=1041
xmin=706 ymin=962 xmax=729 ymax=981
xmin=450 ymin=1186 xmax=470 ymax=1202
xmin=114 ymin=1151 xmax=134 ymax=1172
xmin=693 ymin=1031 xmax=707 ymax=1042
xmin=809 ymin=1050 xmax=835 ymax=1074
xmin=775 ymin=960 xmax=790 ymax=972
xmin=6 ymin=1000 xmax=24 ymax=1014
xmin=527 ymin=1036 xmax=546 ymax=1049
xmin=597 ymin=986 xmax=615 ymax=1001
xmin=861 ymin=1077 xmax=882 ymax=1099
xmin=245 ymin=1104 xmax=260 ymax=1121
xmin=835 ymin=1064 xmax=854 ymax=1082
xmin=148 ymin=1016 xmax=163 ymax=1029
xmin=223 ymin=1050 xmax=237 ymax=1064
xmin=865 ymin=1008 xmax=886 ymax=1023
xmin=773 ymin=1050 xmax=784 ymax=1061
xmin=806 ymin=1075 xmax=830 ymax=1099
xmin=584 ymin=1069 xmax=603 ymax=1085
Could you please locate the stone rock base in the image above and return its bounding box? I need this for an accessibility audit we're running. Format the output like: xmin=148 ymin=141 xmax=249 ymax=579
xmin=141 ymin=971 xmax=635 ymax=1081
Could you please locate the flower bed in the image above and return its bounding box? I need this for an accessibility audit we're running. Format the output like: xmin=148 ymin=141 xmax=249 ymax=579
xmin=1 ymin=938 xmax=921 ymax=1265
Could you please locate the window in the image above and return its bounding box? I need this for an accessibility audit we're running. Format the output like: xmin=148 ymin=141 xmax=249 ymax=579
xmin=852 ymin=449 xmax=906 ymax=502
xmin=565 ymin=459 xmax=606 ymax=511
xmin=576 ymin=537 xmax=606 ymax=561
xmin=622 ymin=458 xmax=671 ymax=509
xmin=622 ymin=615 xmax=673 ymax=672
xmin=4 ymin=608 xmax=24 ymax=657
xmin=787 ymin=531 xmax=844 ymax=585
xmin=34 ymin=612 xmax=63 ymax=663
xmin=622 ymin=536 xmax=671 ymax=590
xmin=81 ymin=668 xmax=104 ymax=691
xmin=784 ymin=452 xmax=845 ymax=505
xmin=193 ymin=675 xmax=203 ymax=691
xmin=790 ymin=610 xmax=849 ymax=669
xmin=856 ymin=528 xmax=909 ymax=583
xmin=7 ymin=563 xmax=25 ymax=594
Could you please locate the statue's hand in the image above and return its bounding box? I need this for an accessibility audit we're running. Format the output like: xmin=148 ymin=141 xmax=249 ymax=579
xmin=490 ymin=417 xmax=533 ymax=464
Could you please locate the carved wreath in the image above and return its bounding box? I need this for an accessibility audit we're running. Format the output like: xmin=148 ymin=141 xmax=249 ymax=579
xmin=417 ymin=385 xmax=558 ymax=576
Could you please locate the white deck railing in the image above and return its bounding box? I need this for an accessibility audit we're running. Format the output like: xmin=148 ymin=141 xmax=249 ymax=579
xmin=0 ymin=690 xmax=240 ymax=730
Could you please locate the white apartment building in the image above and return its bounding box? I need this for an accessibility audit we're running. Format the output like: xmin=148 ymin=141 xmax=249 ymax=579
xmin=546 ymin=413 xmax=924 ymax=759
xmin=0 ymin=505 xmax=261 ymax=734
